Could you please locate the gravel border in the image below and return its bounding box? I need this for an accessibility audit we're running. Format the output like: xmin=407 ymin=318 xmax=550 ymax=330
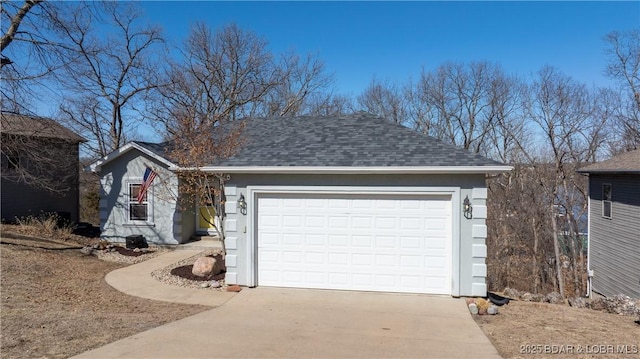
xmin=150 ymin=249 xmax=227 ymax=290
xmin=94 ymin=246 xmax=171 ymax=264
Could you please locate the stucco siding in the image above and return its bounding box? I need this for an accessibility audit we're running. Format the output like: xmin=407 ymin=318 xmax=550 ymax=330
xmin=589 ymin=174 xmax=640 ymax=299
xmin=99 ymin=150 xmax=183 ymax=245
xmin=223 ymin=173 xmax=488 ymax=297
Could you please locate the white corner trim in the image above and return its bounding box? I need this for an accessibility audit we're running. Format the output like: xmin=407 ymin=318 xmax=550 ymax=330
xmin=224 ymin=186 xmax=237 ymax=196
xmin=175 ymin=165 xmax=513 ymax=175
xmin=473 ymin=205 xmax=488 ymax=219
xmin=472 ymin=224 xmax=487 ymax=239
xmin=472 ymin=188 xmax=488 ymax=199
xmin=87 ymin=142 xmax=176 ymax=173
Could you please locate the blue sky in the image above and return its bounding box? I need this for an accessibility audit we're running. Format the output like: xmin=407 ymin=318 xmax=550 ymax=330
xmin=139 ymin=1 xmax=640 ymax=95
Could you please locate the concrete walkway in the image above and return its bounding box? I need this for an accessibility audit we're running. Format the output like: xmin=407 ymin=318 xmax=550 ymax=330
xmin=76 ymin=250 xmax=501 ymax=358
xmin=104 ymin=249 xmax=236 ymax=306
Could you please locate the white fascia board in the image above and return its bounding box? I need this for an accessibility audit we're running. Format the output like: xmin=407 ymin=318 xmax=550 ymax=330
xmin=169 ymin=165 xmax=513 ymax=175
xmin=86 ymin=143 xmax=175 ymax=173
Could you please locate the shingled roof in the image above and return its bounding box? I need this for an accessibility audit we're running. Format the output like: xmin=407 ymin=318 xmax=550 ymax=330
xmin=133 ymin=113 xmax=508 ymax=172
xmin=577 ymin=149 xmax=640 ymax=174
xmin=1 ymin=112 xmax=85 ymax=142
xmin=209 ymin=113 xmax=504 ymax=168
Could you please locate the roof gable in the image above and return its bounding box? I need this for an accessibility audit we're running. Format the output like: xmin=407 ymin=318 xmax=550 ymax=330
xmin=578 ymin=149 xmax=640 ymax=174
xmin=87 ymin=141 xmax=175 ymax=172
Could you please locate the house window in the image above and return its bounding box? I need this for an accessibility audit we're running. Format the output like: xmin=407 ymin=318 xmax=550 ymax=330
xmin=602 ymin=183 xmax=612 ymax=219
xmin=128 ymin=184 xmax=148 ymax=221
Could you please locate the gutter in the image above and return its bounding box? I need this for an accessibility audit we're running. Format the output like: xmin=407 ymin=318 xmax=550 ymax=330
xmin=167 ymin=165 xmax=514 ymax=175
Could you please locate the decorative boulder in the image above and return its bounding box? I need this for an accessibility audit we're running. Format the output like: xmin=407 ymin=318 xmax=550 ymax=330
xmin=487 ymin=305 xmax=499 ymax=315
xmin=503 ymin=287 xmax=521 ymax=300
xmin=544 ymin=291 xmax=564 ymax=305
xmin=521 ymin=292 xmax=544 ymax=302
xmin=192 ymin=256 xmax=217 ymax=277
xmin=568 ymin=296 xmax=589 ymax=308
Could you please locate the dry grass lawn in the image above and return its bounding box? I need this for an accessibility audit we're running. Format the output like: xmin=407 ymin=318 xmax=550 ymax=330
xmin=1 ymin=224 xmax=638 ymax=358
xmin=474 ymin=300 xmax=639 ymax=358
xmin=0 ymin=241 xmax=210 ymax=359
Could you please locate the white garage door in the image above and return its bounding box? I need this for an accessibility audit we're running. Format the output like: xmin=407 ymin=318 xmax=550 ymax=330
xmin=257 ymin=193 xmax=452 ymax=294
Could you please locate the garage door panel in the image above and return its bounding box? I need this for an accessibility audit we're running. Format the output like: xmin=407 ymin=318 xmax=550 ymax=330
xmin=328 ymin=234 xmax=348 ymax=246
xmin=352 ymin=217 xmax=372 ymax=228
xmin=304 ymin=234 xmax=324 ymax=246
xmin=257 ymin=193 xmax=452 ymax=295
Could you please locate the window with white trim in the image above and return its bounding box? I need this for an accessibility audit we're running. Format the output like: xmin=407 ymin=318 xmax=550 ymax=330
xmin=602 ymin=183 xmax=612 ymax=219
xmin=128 ymin=183 xmax=149 ymax=222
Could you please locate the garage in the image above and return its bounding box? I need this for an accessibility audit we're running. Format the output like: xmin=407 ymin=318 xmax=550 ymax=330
xmin=256 ymin=192 xmax=453 ymax=294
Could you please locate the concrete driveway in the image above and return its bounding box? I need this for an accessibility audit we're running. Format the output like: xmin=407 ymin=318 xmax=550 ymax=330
xmin=75 ymin=287 xmax=500 ymax=358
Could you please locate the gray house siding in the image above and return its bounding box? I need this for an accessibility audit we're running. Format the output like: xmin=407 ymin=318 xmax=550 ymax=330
xmin=99 ymin=149 xmax=191 ymax=245
xmin=222 ymin=173 xmax=489 ymax=297
xmin=1 ymin=140 xmax=81 ymax=224
xmin=588 ymin=174 xmax=640 ymax=299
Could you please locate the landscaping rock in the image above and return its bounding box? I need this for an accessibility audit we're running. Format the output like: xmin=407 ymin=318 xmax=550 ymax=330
xmin=544 ymin=291 xmax=564 ymax=304
xmin=487 ymin=304 xmax=499 ymax=315
xmin=226 ymin=285 xmax=242 ymax=292
xmin=200 ymin=282 xmax=210 ymax=288
xmin=606 ymin=294 xmax=640 ymax=316
xmin=468 ymin=303 xmax=479 ymax=315
xmin=210 ymin=280 xmax=221 ymax=288
xmin=503 ymin=287 xmax=521 ymax=300
xmin=192 ymin=256 xmax=217 ymax=277
xmin=588 ymin=298 xmax=608 ymax=311
xmin=568 ymin=296 xmax=589 ymax=308
xmin=521 ymin=292 xmax=544 ymax=302
xmin=80 ymin=246 xmax=94 ymax=256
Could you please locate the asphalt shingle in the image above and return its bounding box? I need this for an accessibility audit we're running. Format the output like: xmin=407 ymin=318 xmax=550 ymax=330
xmin=215 ymin=113 xmax=503 ymax=167
xmin=578 ymin=149 xmax=640 ymax=174
xmin=136 ymin=113 xmax=505 ymax=168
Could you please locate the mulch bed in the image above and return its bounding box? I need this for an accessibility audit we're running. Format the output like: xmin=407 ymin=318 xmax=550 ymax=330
xmin=113 ymin=246 xmax=153 ymax=257
xmin=170 ymin=265 xmax=226 ymax=282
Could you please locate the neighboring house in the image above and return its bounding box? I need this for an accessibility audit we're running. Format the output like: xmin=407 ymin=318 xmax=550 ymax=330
xmin=578 ymin=149 xmax=640 ymax=299
xmin=88 ymin=113 xmax=511 ymax=296
xmin=1 ymin=113 xmax=85 ymax=224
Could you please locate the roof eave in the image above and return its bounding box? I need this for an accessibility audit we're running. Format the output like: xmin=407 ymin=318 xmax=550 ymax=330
xmin=168 ymin=165 xmax=513 ymax=175
xmin=576 ymin=169 xmax=640 ymax=175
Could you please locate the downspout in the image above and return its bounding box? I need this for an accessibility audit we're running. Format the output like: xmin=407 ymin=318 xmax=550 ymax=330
xmin=586 ymin=194 xmax=592 ymax=298
xmin=580 ymin=172 xmax=593 ymax=298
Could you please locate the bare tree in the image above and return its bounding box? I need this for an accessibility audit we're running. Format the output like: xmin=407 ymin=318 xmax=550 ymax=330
xmin=152 ymin=23 xmax=343 ymax=136
xmin=604 ymin=28 xmax=640 ymax=151
xmin=0 ymin=0 xmax=71 ymax=113
xmin=262 ymin=52 xmax=334 ymax=116
xmin=53 ymin=1 xmax=164 ymax=157
xmin=410 ymin=61 xmax=510 ymax=154
xmin=303 ymin=92 xmax=354 ymax=116
xmin=163 ymin=113 xmax=245 ymax=256
xmin=357 ymin=78 xmax=408 ymax=124
xmin=1 ymin=0 xmax=44 ymax=68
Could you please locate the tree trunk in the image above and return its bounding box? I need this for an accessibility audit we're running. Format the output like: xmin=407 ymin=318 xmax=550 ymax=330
xmin=550 ymin=203 xmax=565 ymax=297
xmin=532 ymin=217 xmax=540 ymax=294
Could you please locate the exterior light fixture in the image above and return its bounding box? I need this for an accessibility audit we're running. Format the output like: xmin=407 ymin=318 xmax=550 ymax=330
xmin=463 ymin=195 xmax=473 ymax=219
xmin=237 ymin=194 xmax=247 ymax=215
